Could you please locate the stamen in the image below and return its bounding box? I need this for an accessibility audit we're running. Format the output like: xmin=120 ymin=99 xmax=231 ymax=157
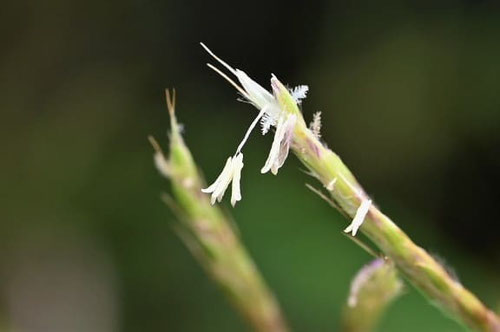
xmin=202 ymin=156 xmax=233 ymax=204
xmin=212 ymin=158 xmax=236 ymax=204
xmin=230 ymin=153 xmax=244 ymax=206
xmin=344 ymin=199 xmax=372 ymax=236
xmin=235 ymin=107 xmax=267 ymax=154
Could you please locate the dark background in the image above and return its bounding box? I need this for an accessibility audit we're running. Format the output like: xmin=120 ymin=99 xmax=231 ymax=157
xmin=1 ymin=0 xmax=499 ymax=331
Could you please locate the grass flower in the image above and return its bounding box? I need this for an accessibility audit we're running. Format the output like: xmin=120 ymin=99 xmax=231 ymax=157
xmin=199 ymin=44 xmax=500 ymax=331
xmin=200 ymin=43 xmax=306 ymax=204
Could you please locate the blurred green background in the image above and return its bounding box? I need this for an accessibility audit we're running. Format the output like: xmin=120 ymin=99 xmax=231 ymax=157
xmin=1 ymin=0 xmax=499 ymax=331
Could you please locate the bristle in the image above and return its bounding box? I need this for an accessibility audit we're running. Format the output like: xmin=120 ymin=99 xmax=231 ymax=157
xmin=206 ymin=63 xmax=250 ymax=100
xmin=200 ymin=42 xmax=237 ymax=76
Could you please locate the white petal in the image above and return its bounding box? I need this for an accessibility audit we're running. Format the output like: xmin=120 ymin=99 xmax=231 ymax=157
xmin=230 ymin=153 xmax=244 ymax=206
xmin=344 ymin=199 xmax=372 ymax=236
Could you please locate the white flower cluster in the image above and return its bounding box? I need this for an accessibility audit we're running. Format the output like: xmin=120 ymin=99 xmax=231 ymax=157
xmin=200 ymin=43 xmax=306 ymax=206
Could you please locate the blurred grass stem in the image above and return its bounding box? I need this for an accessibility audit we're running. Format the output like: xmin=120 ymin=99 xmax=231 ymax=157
xmin=150 ymin=90 xmax=288 ymax=332
xmin=290 ymin=105 xmax=500 ymax=331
